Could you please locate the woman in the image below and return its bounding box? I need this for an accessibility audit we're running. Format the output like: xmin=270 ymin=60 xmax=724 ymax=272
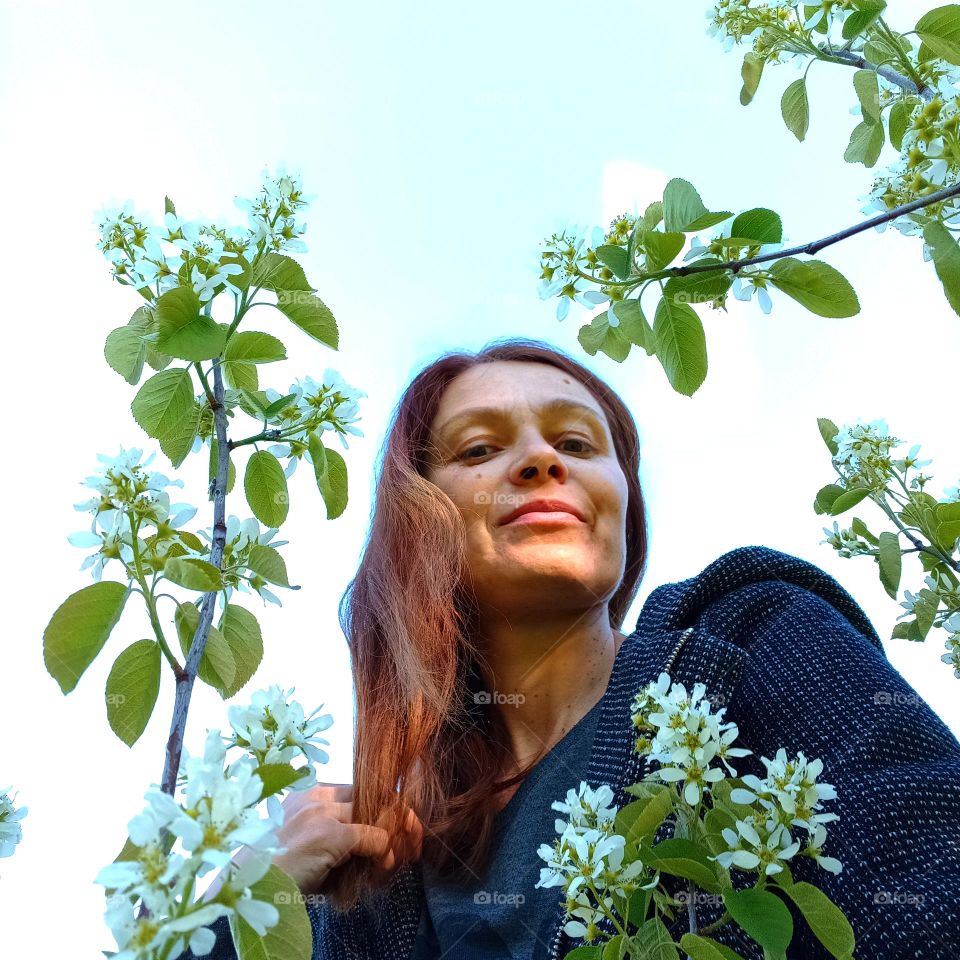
xmin=189 ymin=338 xmax=960 ymax=960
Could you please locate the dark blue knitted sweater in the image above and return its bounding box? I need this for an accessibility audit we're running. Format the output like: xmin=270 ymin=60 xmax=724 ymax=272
xmin=185 ymin=544 xmax=960 ymax=959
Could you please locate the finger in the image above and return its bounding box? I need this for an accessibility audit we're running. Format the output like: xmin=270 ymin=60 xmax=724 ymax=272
xmin=310 ymin=783 xmax=353 ymax=802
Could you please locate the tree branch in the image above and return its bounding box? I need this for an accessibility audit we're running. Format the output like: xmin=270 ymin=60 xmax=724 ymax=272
xmin=158 ymin=354 xmax=232 ymax=798
xmin=816 ymin=45 xmax=934 ymax=102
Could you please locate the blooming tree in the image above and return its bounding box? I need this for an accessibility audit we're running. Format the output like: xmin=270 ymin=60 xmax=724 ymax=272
xmin=537 ymin=673 xmax=852 ymax=958
xmin=538 ymin=2 xmax=960 ymax=395
xmin=39 ymin=166 xmax=364 ymax=958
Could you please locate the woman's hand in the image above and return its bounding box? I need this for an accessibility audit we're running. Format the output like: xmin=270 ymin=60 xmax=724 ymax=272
xmin=202 ymin=782 xmax=424 ymax=902
xmin=271 ymin=783 xmax=424 ymax=894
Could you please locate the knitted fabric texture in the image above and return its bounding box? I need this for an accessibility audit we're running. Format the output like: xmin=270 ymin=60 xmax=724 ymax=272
xmin=182 ymin=544 xmax=960 ymax=959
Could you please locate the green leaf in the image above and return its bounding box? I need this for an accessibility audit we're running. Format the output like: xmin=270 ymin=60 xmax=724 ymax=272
xmin=851 ymin=517 xmax=879 ymax=545
xmin=257 ymin=764 xmax=312 ymax=801
xmin=814 ymin=483 xmax=845 ymax=515
xmin=643 ymin=201 xmax=664 ymax=230
xmin=224 ymin=331 xmax=287 ymax=364
xmin=853 ymin=69 xmax=881 ymax=124
xmin=680 ymin=934 xmax=750 ymax=960
xmin=247 ymin=544 xmax=293 ymax=587
xmin=781 ymin=78 xmax=810 ymax=141
xmin=828 ymin=486 xmax=872 ymax=515
xmin=104 ymin=323 xmax=147 ymax=385
xmin=888 ymin=99 xmax=914 ymax=151
xmin=601 ymin=935 xmax=627 ymax=960
xmin=164 ymin=196 xmax=176 ymax=216
xmin=106 ymin=640 xmax=161 ymax=746
xmin=250 ymin=252 xmax=316 ymax=293
xmin=767 ymin=258 xmax=860 ymax=318
xmin=639 ymin=838 xmax=722 ymax=893
xmin=595 ymin=244 xmax=631 ymax=280
xmin=175 ymin=601 xmax=236 ymax=692
xmin=722 ymin=887 xmax=793 ymax=955
xmin=44 ymin=581 xmax=131 ymax=694
xmin=263 ymin=392 xmax=299 ymax=420
xmin=740 ymin=51 xmax=764 ymax=105
xmin=275 ymin=292 xmax=338 ymax=348
xmin=730 ymin=209 xmax=782 ymax=244
xmin=159 ymin=398 xmax=200 ymax=470
xmin=633 ymin=917 xmax=680 ymax=960
xmin=615 ymin=788 xmax=674 ymax=845
xmin=664 ymin=259 xmax=732 ymax=308
xmin=877 ymin=531 xmax=902 ymax=599
xmin=916 ymin=4 xmax=960 ymax=65
xmin=245 ymin=451 xmax=290 ymax=527
xmin=131 ymin=368 xmax=196 ymax=446
xmin=209 ymin=438 xmax=237 ymax=495
xmin=843 ymin=0 xmax=885 ymax=39
xmin=164 ymin=556 xmax=224 ymax=592
xmin=772 ymin=878 xmax=855 ymax=960
xmin=217 ymin=603 xmax=264 ymax=698
xmin=935 ymin=500 xmax=960 ymax=551
xmin=559 ymin=948 xmax=603 ymax=960
xmin=644 ymin=231 xmax=687 ymax=272
xmin=817 ymin=418 xmax=840 ymax=457
xmin=154 ymin=286 xmax=227 ymax=361
xmin=224 ymin=359 xmax=259 ymax=393
xmin=662 ymin=178 xmax=732 ymax=233
xmin=611 ymin=299 xmax=655 ymax=354
xmin=229 ymin=865 xmax=313 ymax=960
xmin=653 ymin=297 xmax=708 ymax=396
xmin=843 ymin=118 xmax=884 ymax=167
xmin=598 ymin=322 xmax=632 ymax=363
xmin=307 ymin=433 xmax=349 ymax=519
xmin=578 ymin=313 xmax=608 ymax=356
xmin=923 ymin=220 xmax=960 ymax=317
xmin=703 ymin=806 xmax=738 ymax=857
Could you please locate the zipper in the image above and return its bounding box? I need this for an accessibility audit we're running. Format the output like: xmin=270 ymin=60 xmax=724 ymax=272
xmin=543 ymin=626 xmax=696 ymax=960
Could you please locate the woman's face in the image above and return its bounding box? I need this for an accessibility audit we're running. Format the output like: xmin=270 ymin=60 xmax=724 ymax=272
xmin=424 ymin=360 xmax=629 ymax=619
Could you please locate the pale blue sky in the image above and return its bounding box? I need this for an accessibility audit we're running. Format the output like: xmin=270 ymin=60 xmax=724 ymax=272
xmin=1 ymin=0 xmax=956 ymax=954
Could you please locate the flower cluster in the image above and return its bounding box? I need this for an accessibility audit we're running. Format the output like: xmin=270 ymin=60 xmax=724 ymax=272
xmin=0 ymin=787 xmax=27 ymax=858
xmin=831 ymin=419 xmax=934 ymax=492
xmin=720 ymin=748 xmax=843 ymax=876
xmin=538 ymin=224 xmax=615 ymax=320
xmin=861 ymin=84 xmax=960 ymax=240
xmin=94 ymin=165 xmax=313 ymax=303
xmin=941 ymin=611 xmax=960 ymax=679
xmin=535 ymin=781 xmax=659 ymax=941
xmin=819 ymin=520 xmax=873 ymax=559
xmin=706 ymin=0 xmax=826 ymax=65
xmin=69 ymin=446 xmax=198 ymax=582
xmin=190 ymin=515 xmax=290 ymax=609
xmin=264 ymin=368 xmax=368 ymax=472
xmin=631 ymin=672 xmax=753 ymax=806
xmin=95 ymin=729 xmax=286 ymax=959
xmin=224 ymin=683 xmax=334 ymax=790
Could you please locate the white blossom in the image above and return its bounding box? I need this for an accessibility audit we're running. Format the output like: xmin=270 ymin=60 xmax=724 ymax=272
xmin=0 ymin=787 xmax=27 ymax=858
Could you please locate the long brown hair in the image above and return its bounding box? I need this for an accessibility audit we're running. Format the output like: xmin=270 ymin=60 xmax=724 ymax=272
xmin=324 ymin=337 xmax=649 ymax=912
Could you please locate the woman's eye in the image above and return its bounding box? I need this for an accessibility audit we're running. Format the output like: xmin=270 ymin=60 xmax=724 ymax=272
xmin=561 ymin=437 xmax=593 ymax=454
xmin=457 ymin=437 xmax=593 ymax=461
xmin=458 ymin=444 xmax=492 ymax=460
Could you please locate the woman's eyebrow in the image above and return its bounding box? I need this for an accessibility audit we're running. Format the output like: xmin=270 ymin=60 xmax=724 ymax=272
xmin=435 ymin=399 xmax=606 ymax=439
